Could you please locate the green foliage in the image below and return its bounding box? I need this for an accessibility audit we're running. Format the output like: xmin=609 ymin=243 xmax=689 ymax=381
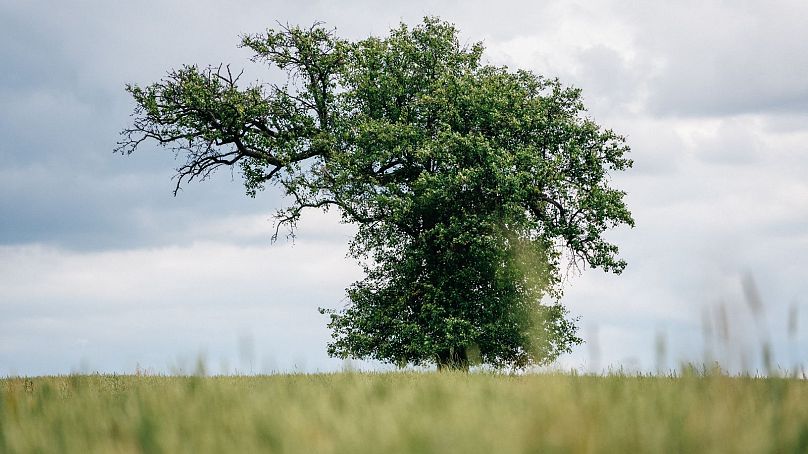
xmin=3 ymin=373 xmax=808 ymax=453
xmin=118 ymin=18 xmax=634 ymax=369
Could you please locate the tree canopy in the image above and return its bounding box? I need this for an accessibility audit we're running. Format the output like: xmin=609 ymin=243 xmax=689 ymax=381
xmin=118 ymin=18 xmax=633 ymax=370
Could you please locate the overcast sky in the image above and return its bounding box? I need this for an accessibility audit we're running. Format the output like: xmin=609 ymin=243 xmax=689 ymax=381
xmin=2 ymin=0 xmax=806 ymax=376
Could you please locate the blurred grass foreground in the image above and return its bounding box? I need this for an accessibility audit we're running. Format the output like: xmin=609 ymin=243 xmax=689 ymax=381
xmin=2 ymin=372 xmax=808 ymax=453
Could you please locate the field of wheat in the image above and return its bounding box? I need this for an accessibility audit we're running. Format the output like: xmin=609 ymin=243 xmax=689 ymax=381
xmin=2 ymin=371 xmax=807 ymax=453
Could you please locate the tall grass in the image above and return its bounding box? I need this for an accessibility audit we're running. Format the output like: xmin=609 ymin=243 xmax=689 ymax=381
xmin=2 ymin=371 xmax=807 ymax=453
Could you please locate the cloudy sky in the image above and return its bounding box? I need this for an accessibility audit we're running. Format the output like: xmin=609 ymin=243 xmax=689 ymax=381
xmin=2 ymin=0 xmax=806 ymax=376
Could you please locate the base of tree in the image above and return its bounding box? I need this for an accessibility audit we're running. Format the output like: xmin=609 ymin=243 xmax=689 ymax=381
xmin=436 ymin=347 xmax=469 ymax=372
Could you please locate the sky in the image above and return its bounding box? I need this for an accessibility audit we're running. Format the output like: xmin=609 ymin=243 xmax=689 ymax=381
xmin=1 ymin=0 xmax=807 ymax=376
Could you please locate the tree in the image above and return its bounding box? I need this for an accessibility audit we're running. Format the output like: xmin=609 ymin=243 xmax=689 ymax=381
xmin=118 ymin=18 xmax=634 ymax=370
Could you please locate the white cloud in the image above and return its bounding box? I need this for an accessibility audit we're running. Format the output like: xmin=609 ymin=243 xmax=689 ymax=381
xmin=0 ymin=212 xmax=362 ymax=375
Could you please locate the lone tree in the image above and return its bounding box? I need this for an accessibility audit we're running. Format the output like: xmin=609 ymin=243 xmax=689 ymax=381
xmin=118 ymin=18 xmax=633 ymax=370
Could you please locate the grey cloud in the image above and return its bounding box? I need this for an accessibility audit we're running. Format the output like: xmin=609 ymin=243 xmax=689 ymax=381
xmin=0 ymin=161 xmax=281 ymax=250
xmin=574 ymin=45 xmax=639 ymax=113
xmin=1 ymin=0 xmax=466 ymax=252
xmin=602 ymin=117 xmax=687 ymax=176
xmin=689 ymin=119 xmax=763 ymax=166
xmin=618 ymin=0 xmax=808 ymax=116
xmin=761 ymin=112 xmax=808 ymax=134
xmin=0 ymin=0 xmax=281 ymax=250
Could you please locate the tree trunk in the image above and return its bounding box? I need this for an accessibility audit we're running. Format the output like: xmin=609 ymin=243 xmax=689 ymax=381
xmin=436 ymin=346 xmax=469 ymax=372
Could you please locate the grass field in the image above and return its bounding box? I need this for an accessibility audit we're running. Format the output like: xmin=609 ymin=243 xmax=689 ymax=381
xmin=2 ymin=371 xmax=807 ymax=453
